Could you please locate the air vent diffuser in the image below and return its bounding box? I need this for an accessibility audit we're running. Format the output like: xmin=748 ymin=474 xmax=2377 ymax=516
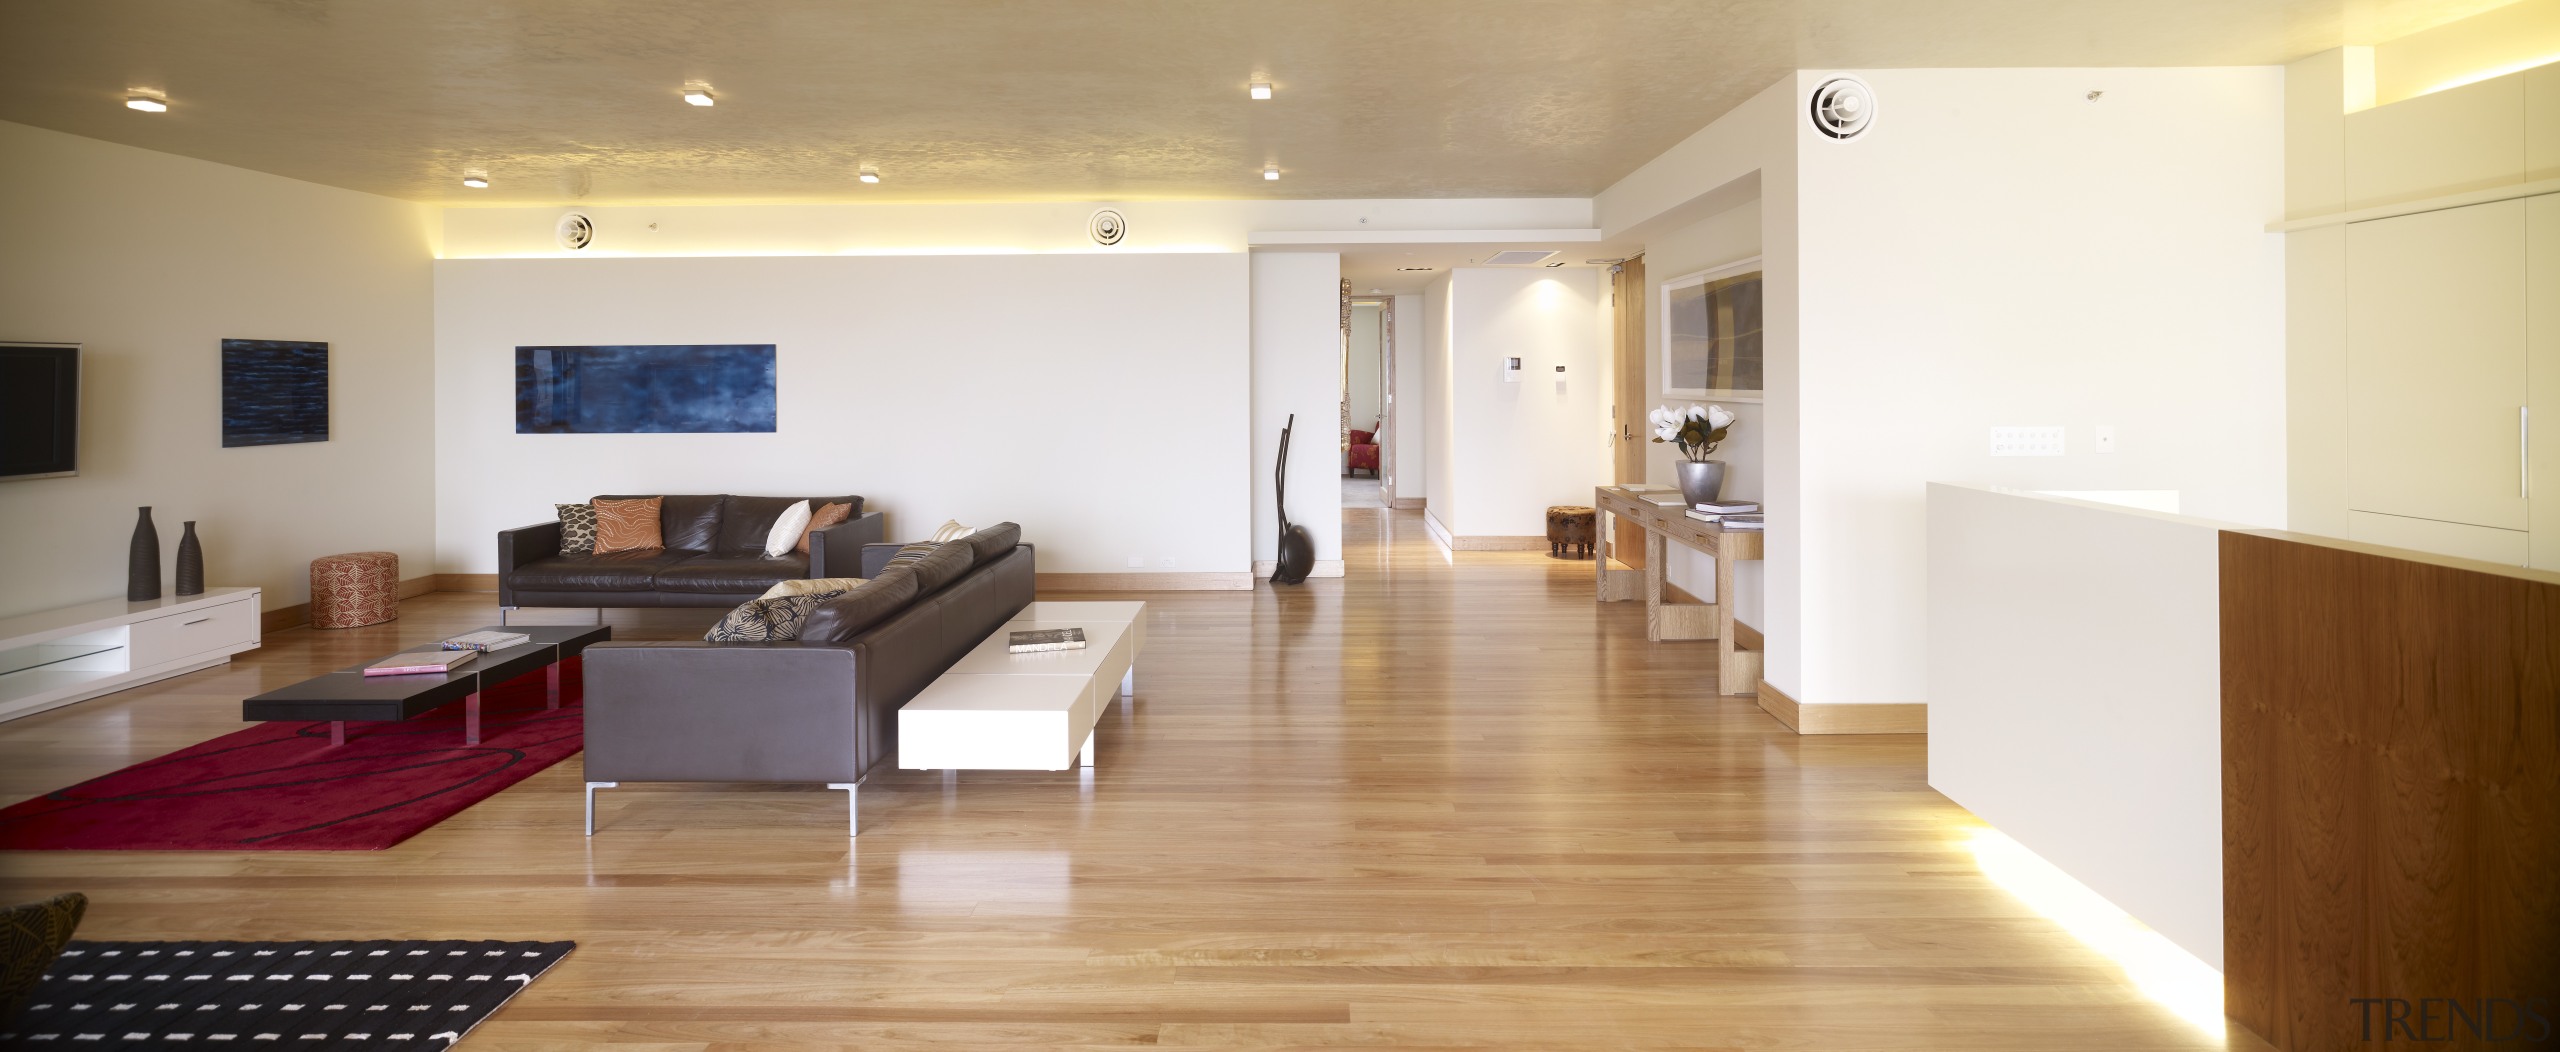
xmin=556 ymin=212 xmax=595 ymax=250
xmin=1807 ymin=75 xmax=1877 ymax=140
xmin=1483 ymin=250 xmax=1556 ymax=265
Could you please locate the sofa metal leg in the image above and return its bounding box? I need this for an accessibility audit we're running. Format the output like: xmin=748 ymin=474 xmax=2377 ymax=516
xmin=584 ymin=781 xmax=617 ymax=836
xmin=827 ymin=782 xmax=860 ymax=837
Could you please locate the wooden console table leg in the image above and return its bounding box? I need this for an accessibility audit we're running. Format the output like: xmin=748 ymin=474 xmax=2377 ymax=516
xmin=1715 ymin=543 xmax=1762 ymax=695
xmin=1643 ymin=530 xmax=1668 ymax=641
xmin=464 ymin=691 xmax=482 ymax=745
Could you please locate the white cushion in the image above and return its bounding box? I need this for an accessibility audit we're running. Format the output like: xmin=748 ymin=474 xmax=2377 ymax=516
xmin=929 ymin=519 xmax=978 ymax=543
xmin=764 ymin=500 xmax=813 ymax=557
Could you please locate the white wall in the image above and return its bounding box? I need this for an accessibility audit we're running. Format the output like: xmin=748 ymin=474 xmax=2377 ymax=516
xmin=0 ymin=121 xmax=437 ymax=617
xmin=433 ymin=254 xmax=1251 ymax=577
xmin=1249 ymin=252 xmax=1345 ymax=570
xmin=1792 ymin=67 xmax=2287 ymax=706
xmin=1442 ymin=268 xmax=1608 ymax=538
xmin=1927 ymin=483 xmax=2224 ymax=968
xmin=1390 ymin=293 xmax=1425 ymax=502
xmin=1423 ymin=274 xmax=1457 ymax=535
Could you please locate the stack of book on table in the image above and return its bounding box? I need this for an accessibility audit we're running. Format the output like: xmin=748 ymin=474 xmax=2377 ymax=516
xmin=1686 ymin=499 xmax=1764 ymax=530
xmin=441 ymin=630 xmax=530 ymax=652
xmin=1009 ymin=628 xmax=1086 ymax=653
xmin=363 ymin=650 xmax=474 ymax=677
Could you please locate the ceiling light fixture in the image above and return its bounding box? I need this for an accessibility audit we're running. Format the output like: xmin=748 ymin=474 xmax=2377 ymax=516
xmin=1396 ymin=266 xmax=1435 ymax=272
xmin=124 ymin=91 xmax=167 ymax=113
xmin=1263 ymin=163 xmax=1280 ymax=181
xmin=857 ymin=164 xmax=880 ymax=184
xmin=1546 ymin=261 xmax=1567 ymax=267
xmin=461 ymin=170 xmax=490 ymax=189
xmin=682 ymin=84 xmax=716 ymax=107
xmin=1250 ymin=81 xmax=1273 ymax=100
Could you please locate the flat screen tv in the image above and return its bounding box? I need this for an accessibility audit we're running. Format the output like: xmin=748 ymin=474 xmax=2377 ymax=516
xmin=0 ymin=342 xmax=78 ymax=481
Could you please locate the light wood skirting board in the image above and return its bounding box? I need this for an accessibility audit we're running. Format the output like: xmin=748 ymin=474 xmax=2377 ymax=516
xmin=260 ymin=574 xmax=443 ymax=633
xmin=436 ymin=573 xmax=499 ymax=591
xmin=1036 ymin=572 xmax=1253 ymax=591
xmin=1252 ymin=560 xmax=1346 ymax=579
xmin=1755 ymin=681 xmax=1927 ymax=735
xmin=1450 ymin=535 xmax=1551 ymax=551
xmin=1387 ymin=497 xmax=1426 ymax=510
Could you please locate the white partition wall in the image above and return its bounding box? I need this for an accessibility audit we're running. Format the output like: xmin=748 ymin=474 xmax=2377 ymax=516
xmin=1926 ymin=482 xmax=2226 ymax=968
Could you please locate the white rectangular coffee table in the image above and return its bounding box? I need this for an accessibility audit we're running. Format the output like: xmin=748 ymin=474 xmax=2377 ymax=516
xmin=899 ymin=601 xmax=1145 ymax=772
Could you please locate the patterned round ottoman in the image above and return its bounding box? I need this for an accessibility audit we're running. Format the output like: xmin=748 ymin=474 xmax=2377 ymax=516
xmin=310 ymin=551 xmax=400 ymax=629
xmin=1546 ymin=505 xmax=1597 ymax=559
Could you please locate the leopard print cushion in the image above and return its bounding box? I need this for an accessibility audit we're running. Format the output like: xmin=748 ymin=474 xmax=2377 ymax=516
xmin=2 ymin=891 xmax=86 ymax=1023
xmin=556 ymin=503 xmax=598 ymax=555
xmin=703 ymin=589 xmax=850 ymax=643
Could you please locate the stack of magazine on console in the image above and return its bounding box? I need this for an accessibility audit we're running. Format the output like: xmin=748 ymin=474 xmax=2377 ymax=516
xmin=1684 ymin=499 xmax=1761 ymax=524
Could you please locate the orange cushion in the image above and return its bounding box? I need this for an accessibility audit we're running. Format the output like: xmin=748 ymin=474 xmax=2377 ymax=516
xmin=796 ymin=502 xmax=853 ymax=554
xmin=592 ymin=497 xmax=665 ymax=553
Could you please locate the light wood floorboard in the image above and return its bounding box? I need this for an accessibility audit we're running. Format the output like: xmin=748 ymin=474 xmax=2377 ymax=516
xmin=0 ymin=507 xmax=2263 ymax=1049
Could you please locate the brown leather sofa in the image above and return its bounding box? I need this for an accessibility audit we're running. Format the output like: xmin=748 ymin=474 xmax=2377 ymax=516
xmin=497 ymin=493 xmax=885 ymax=610
xmin=579 ymin=523 xmax=1032 ymax=836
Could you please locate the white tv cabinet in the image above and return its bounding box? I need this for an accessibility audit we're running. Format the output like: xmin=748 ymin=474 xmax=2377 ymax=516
xmin=0 ymin=586 xmax=262 ymax=723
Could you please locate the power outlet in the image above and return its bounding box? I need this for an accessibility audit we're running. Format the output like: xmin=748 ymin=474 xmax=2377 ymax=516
xmin=1990 ymin=426 xmax=2066 ymax=457
xmin=2093 ymin=424 xmax=2117 ymax=454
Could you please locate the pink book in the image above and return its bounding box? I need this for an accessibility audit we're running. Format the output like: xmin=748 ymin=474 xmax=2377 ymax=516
xmin=363 ymin=650 xmax=472 ymax=677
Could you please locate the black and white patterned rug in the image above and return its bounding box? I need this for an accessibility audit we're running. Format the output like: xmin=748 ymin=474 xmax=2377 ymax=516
xmin=2 ymin=939 xmax=573 ymax=1049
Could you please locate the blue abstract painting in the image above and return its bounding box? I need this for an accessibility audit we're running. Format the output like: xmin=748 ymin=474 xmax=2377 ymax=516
xmin=515 ymin=344 xmax=778 ymax=434
xmin=221 ymin=339 xmax=329 ymax=448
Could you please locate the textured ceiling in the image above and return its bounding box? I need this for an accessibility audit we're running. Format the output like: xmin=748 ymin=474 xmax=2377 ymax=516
xmin=0 ymin=0 xmax=2510 ymax=204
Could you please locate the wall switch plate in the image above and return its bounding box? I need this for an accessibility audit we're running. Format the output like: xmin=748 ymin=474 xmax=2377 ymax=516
xmin=1126 ymin=555 xmax=1146 ymax=568
xmin=1990 ymin=426 xmax=2066 ymax=457
xmin=2093 ymin=424 xmax=2116 ymax=453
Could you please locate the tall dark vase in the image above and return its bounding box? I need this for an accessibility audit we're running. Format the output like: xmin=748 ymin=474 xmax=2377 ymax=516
xmin=1272 ymin=414 xmax=1316 ymax=585
xmin=127 ymin=507 xmax=162 ymax=602
xmin=175 ymin=521 xmax=204 ymax=596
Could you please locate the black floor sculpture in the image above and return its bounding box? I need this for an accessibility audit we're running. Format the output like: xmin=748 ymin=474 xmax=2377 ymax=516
xmin=1272 ymin=414 xmax=1315 ymax=585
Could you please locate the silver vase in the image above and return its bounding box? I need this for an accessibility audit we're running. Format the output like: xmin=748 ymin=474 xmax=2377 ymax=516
xmin=1674 ymin=460 xmax=1726 ymax=507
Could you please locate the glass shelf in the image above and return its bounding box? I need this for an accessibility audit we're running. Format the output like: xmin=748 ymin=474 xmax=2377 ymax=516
xmin=0 ymin=642 xmax=123 ymax=678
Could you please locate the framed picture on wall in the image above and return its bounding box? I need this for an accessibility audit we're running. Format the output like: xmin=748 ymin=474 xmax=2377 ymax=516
xmin=1660 ymin=256 xmax=1763 ymax=402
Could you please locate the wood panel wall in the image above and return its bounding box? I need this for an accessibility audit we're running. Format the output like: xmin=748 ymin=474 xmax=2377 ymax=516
xmin=2221 ymin=530 xmax=2560 ymax=1051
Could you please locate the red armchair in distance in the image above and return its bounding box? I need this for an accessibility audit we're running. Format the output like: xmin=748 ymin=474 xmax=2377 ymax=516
xmin=1345 ymin=424 xmax=1381 ymax=478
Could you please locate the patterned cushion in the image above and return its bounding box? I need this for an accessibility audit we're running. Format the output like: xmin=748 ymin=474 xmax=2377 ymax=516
xmin=702 ymin=589 xmax=848 ymax=642
xmin=1 ymin=891 xmax=86 ymax=1023
xmin=555 ymin=503 xmax=597 ymax=555
xmin=883 ymin=541 xmax=940 ymax=568
xmin=593 ymin=497 xmax=664 ymax=554
xmin=794 ymin=502 xmax=853 ymax=554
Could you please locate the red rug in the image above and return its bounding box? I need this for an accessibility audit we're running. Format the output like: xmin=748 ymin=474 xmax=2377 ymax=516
xmin=0 ymin=659 xmax=584 ymax=851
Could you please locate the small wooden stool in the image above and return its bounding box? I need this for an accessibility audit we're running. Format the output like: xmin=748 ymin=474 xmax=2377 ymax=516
xmin=310 ymin=551 xmax=399 ymax=629
xmin=1546 ymin=505 xmax=1597 ymax=559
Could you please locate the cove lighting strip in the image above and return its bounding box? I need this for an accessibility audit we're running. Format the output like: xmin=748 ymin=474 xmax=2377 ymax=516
xmin=1965 ymin=829 xmax=2225 ymax=1038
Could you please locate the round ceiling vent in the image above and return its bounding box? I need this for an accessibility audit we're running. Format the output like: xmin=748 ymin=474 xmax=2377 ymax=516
xmin=1807 ymin=75 xmax=1877 ymax=141
xmin=1089 ymin=209 xmax=1126 ymax=246
xmin=556 ymin=211 xmax=595 ymax=251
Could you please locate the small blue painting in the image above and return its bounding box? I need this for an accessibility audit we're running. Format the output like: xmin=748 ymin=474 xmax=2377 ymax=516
xmin=515 ymin=344 xmax=778 ymax=434
xmin=221 ymin=339 xmax=329 ymax=448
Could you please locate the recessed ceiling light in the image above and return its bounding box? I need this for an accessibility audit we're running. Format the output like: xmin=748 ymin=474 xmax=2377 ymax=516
xmin=1545 ymin=261 xmax=1566 ymax=267
xmin=460 ymin=170 xmax=490 ymax=189
xmin=1263 ymin=163 xmax=1280 ymax=181
xmin=857 ymin=164 xmax=880 ymax=184
xmin=682 ymin=84 xmax=716 ymax=107
xmin=125 ymin=92 xmax=167 ymax=113
xmin=1250 ymin=81 xmax=1273 ymax=100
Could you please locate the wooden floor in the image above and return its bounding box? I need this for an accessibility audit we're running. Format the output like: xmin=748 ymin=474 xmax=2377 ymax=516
xmin=0 ymin=508 xmax=2266 ymax=1050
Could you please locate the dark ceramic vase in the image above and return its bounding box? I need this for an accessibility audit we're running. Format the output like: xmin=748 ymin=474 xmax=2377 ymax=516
xmin=1272 ymin=414 xmax=1315 ymax=585
xmin=175 ymin=521 xmax=204 ymax=596
xmin=128 ymin=507 xmax=161 ymax=601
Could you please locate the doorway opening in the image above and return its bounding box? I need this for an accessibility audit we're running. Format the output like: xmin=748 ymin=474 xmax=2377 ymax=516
xmin=1343 ymin=297 xmax=1391 ymax=510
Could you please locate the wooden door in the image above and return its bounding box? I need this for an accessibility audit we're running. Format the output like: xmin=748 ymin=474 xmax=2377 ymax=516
xmin=2346 ymin=201 xmax=2529 ymax=534
xmin=1612 ymin=257 xmax=1648 ymax=567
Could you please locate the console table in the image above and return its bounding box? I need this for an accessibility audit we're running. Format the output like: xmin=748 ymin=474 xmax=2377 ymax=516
xmin=1593 ymin=486 xmax=1763 ymax=695
xmin=0 ymin=587 xmax=263 ymax=723
xmin=900 ymin=601 xmax=1144 ymax=772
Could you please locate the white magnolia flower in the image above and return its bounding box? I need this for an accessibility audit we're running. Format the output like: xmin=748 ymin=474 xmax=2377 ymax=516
xmin=1684 ymin=403 xmax=1709 ymax=422
xmin=1706 ymin=404 xmax=1735 ymax=430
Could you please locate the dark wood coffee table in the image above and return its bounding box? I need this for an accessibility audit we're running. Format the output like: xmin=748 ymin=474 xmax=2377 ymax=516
xmin=242 ymin=624 xmax=610 ymax=745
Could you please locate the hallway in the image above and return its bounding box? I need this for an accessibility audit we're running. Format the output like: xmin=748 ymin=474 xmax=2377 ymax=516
xmin=0 ymin=508 xmax=2255 ymax=1049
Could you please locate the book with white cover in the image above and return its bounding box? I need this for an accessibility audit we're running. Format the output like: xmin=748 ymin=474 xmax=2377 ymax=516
xmin=1638 ymin=494 xmax=1688 ymax=507
xmin=1717 ymin=514 xmax=1766 ymax=531
xmin=364 ymin=650 xmax=474 ymax=677
xmin=1693 ymin=499 xmax=1761 ymax=514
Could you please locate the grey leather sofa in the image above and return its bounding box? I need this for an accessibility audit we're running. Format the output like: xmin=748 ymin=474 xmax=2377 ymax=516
xmin=579 ymin=523 xmax=1032 ymax=835
xmin=497 ymin=493 xmax=885 ymax=610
